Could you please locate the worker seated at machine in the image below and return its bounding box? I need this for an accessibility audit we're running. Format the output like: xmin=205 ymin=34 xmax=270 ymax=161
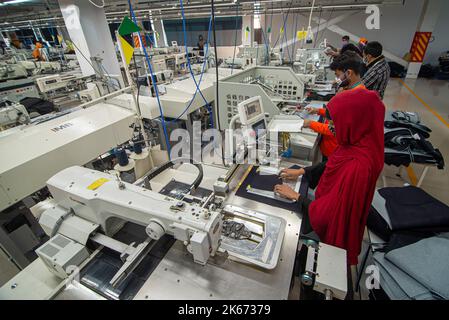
xmin=275 ymin=65 xmax=386 ymax=270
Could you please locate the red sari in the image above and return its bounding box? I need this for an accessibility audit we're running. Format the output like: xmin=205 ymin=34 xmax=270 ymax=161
xmin=309 ymin=88 xmax=385 ymax=265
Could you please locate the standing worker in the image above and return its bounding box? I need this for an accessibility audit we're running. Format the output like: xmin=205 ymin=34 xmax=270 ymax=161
xmin=297 ymin=51 xmax=367 ymax=161
xmin=32 ymin=42 xmax=44 ymax=61
xmin=362 ymin=41 xmax=391 ymax=99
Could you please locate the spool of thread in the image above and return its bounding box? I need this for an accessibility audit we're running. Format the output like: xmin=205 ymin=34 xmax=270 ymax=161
xmin=133 ymin=138 xmax=143 ymax=155
xmin=115 ymin=148 xmax=129 ymax=167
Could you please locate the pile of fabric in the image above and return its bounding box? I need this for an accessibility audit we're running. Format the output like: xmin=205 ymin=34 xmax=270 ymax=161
xmin=367 ymin=186 xmax=449 ymax=300
xmin=384 ymin=111 xmax=444 ymax=169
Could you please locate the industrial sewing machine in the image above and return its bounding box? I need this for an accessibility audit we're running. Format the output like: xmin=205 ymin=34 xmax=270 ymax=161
xmin=0 ymin=61 xmax=28 ymax=81
xmin=293 ymin=45 xmax=333 ymax=82
xmin=0 ymin=101 xmax=30 ymax=130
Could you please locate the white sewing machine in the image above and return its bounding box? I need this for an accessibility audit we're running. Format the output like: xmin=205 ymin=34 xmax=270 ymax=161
xmin=0 ymin=101 xmax=30 ymax=130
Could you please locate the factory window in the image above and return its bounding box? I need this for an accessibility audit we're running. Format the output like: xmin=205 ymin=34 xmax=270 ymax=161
xmin=164 ymin=17 xmax=242 ymax=47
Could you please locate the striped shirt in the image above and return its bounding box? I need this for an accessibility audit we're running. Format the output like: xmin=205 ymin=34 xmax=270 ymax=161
xmin=362 ymin=56 xmax=390 ymax=99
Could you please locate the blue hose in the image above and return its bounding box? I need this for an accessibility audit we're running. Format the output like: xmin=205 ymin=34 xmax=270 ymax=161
xmin=178 ymin=0 xmax=215 ymax=128
xmin=168 ymin=12 xmax=213 ymax=125
xmin=127 ymin=0 xmax=171 ymax=158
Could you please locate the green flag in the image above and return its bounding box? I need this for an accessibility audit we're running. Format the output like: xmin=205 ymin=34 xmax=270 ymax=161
xmin=118 ymin=16 xmax=141 ymax=37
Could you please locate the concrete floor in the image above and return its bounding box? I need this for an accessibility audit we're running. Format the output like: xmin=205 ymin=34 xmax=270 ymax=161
xmin=380 ymin=78 xmax=449 ymax=205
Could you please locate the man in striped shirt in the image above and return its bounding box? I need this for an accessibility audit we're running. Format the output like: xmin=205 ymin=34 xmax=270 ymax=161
xmin=362 ymin=41 xmax=391 ymax=99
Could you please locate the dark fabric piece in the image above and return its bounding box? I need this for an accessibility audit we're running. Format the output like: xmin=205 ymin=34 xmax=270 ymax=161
xmin=379 ymin=186 xmax=449 ymax=231
xmin=384 ymin=111 xmax=432 ymax=139
xmin=388 ymin=62 xmax=406 ymax=78
xmin=366 ymin=206 xmax=393 ymax=242
xmin=235 ymin=165 xmax=306 ymax=212
xmin=20 ymin=97 xmax=55 ymax=115
xmin=299 ymin=204 xmax=315 ymax=236
xmin=298 ymin=196 xmax=312 ymax=216
xmin=384 ymin=129 xmax=445 ymax=169
xmin=303 ymin=161 xmax=326 ymax=190
xmin=385 ymin=231 xmax=436 ymax=254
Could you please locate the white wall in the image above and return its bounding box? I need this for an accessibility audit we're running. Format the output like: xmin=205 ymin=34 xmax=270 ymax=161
xmin=425 ymin=0 xmax=449 ymax=64
xmin=253 ymin=0 xmax=448 ymax=66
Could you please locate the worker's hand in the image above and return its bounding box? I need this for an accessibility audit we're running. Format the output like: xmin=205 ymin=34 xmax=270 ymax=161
xmin=303 ymin=119 xmax=312 ymax=128
xmin=279 ymin=168 xmax=305 ymax=180
xmin=305 ymin=106 xmax=319 ymax=115
xmin=274 ymin=185 xmax=300 ymax=201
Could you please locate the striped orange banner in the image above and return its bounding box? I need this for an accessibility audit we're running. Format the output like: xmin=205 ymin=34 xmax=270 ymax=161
xmin=409 ymin=32 xmax=432 ymax=63
xmin=133 ymin=34 xmax=146 ymax=48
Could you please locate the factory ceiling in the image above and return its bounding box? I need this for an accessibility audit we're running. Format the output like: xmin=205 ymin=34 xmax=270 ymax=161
xmin=0 ymin=0 xmax=403 ymax=31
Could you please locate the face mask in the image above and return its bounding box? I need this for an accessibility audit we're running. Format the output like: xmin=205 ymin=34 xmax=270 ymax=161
xmin=363 ymin=56 xmax=369 ymax=65
xmin=338 ymin=71 xmax=350 ymax=88
xmin=342 ymin=40 xmax=349 ymax=46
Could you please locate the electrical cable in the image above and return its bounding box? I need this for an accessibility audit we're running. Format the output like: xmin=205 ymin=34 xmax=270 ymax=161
xmin=70 ymin=39 xmax=117 ymax=93
xmin=290 ymin=12 xmax=299 ymax=63
xmin=179 ymin=0 xmax=214 ymax=128
xmin=317 ymin=7 xmax=335 ymax=46
xmin=231 ymin=3 xmax=239 ymax=75
xmin=167 ymin=10 xmax=213 ymax=123
xmin=270 ymin=1 xmax=293 ymax=56
xmin=314 ymin=7 xmax=323 ymax=49
xmin=211 ymin=0 xmax=220 ymax=132
xmin=88 ymin=0 xmax=105 ymax=9
xmin=127 ymin=0 xmax=171 ymax=158
xmin=281 ymin=12 xmax=292 ymax=63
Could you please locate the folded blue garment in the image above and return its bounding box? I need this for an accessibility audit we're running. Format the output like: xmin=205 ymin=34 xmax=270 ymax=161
xmin=385 ymin=233 xmax=449 ymax=299
xmin=373 ymin=252 xmax=435 ymax=300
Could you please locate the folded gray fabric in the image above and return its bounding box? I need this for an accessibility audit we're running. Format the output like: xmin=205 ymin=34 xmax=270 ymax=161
xmin=372 ymin=190 xmax=392 ymax=229
xmin=373 ymin=252 xmax=434 ymax=300
xmin=385 ymin=233 xmax=449 ymax=299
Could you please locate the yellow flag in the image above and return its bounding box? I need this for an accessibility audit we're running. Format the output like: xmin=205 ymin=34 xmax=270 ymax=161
xmin=118 ymin=35 xmax=134 ymax=66
xmin=297 ymin=30 xmax=308 ymax=40
xmin=280 ymin=27 xmax=284 ymax=34
xmin=57 ymin=35 xmax=63 ymax=43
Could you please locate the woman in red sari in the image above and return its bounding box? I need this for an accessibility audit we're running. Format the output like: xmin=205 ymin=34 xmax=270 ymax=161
xmin=275 ymin=87 xmax=385 ymax=266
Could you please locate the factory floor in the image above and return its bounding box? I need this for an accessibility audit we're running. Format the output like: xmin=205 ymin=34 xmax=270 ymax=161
xmin=379 ymin=78 xmax=449 ymax=204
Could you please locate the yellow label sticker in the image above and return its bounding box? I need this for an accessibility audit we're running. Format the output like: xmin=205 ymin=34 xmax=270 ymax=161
xmin=87 ymin=178 xmax=109 ymax=191
xmin=297 ymin=30 xmax=308 ymax=40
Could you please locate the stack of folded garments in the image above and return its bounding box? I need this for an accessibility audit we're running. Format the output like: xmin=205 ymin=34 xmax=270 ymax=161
xmin=367 ymin=186 xmax=449 ymax=300
xmin=384 ymin=111 xmax=445 ymax=169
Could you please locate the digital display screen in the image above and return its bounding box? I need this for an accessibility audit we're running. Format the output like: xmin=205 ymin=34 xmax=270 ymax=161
xmin=245 ymin=100 xmax=262 ymax=121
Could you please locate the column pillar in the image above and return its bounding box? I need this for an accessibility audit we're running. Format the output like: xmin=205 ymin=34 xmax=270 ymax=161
xmin=58 ymin=0 xmax=124 ymax=86
xmin=406 ymin=0 xmax=443 ymax=79
xmin=152 ymin=18 xmax=167 ymax=48
xmin=241 ymin=15 xmax=253 ymax=47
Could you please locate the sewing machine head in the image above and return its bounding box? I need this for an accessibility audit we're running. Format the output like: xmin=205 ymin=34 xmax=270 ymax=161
xmin=37 ymin=166 xmax=222 ymax=282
